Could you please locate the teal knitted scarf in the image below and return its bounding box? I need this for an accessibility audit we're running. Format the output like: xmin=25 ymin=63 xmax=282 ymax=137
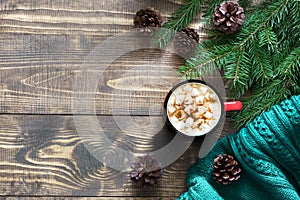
xmin=177 ymin=95 xmax=300 ymax=200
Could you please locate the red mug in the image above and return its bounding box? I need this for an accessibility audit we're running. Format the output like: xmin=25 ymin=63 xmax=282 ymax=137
xmin=164 ymin=79 xmax=242 ymax=136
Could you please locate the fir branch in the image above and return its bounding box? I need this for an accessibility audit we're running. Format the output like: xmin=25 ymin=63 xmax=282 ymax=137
xmin=233 ymin=80 xmax=291 ymax=127
xmin=249 ymin=37 xmax=273 ymax=86
xmin=276 ymin=47 xmax=300 ymax=84
xmin=155 ymin=0 xmax=202 ymax=48
xmin=258 ymin=27 xmax=278 ymax=51
xmin=164 ymin=0 xmax=202 ymax=31
xmin=233 ymin=47 xmax=300 ymax=127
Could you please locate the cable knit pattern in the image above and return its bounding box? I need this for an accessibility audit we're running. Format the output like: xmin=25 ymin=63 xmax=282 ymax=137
xmin=177 ymin=95 xmax=300 ymax=200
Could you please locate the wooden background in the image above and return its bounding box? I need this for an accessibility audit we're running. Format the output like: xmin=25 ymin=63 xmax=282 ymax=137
xmin=0 ymin=0 xmax=235 ymax=199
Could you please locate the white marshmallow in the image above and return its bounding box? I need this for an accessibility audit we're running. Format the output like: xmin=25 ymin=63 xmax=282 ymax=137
xmin=200 ymin=123 xmax=210 ymax=131
xmin=175 ymin=105 xmax=182 ymax=110
xmin=191 ymin=88 xmax=200 ymax=97
xmin=185 ymin=127 xmax=192 ymax=134
xmin=167 ymin=105 xmax=176 ymax=114
xmin=185 ymin=117 xmax=194 ymax=127
xmin=198 ymin=106 xmax=207 ymax=114
xmin=210 ymin=93 xmax=217 ymax=101
xmin=176 ymin=94 xmax=185 ymax=104
xmin=204 ymin=111 xmax=213 ymax=119
xmin=175 ymin=110 xmax=186 ymax=120
xmin=192 ymin=120 xmax=200 ymax=128
xmin=192 ymin=112 xmax=200 ymax=119
xmin=169 ymin=115 xmax=179 ymax=123
xmin=183 ymin=85 xmax=193 ymax=93
xmin=184 ymin=105 xmax=193 ymax=115
xmin=192 ymin=102 xmax=197 ymax=112
xmin=196 ymin=118 xmax=205 ymax=124
xmin=204 ymin=92 xmax=210 ymax=101
xmin=184 ymin=95 xmax=193 ymax=104
xmin=168 ymin=95 xmax=176 ymax=105
xmin=199 ymin=86 xmax=208 ymax=94
xmin=195 ymin=95 xmax=204 ymax=104
xmin=174 ymin=120 xmax=185 ymax=131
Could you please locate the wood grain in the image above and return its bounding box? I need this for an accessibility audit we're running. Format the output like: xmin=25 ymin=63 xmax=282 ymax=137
xmin=0 ymin=114 xmax=209 ymax=196
xmin=0 ymin=0 xmax=194 ymax=36
xmin=0 ymin=47 xmax=185 ymax=115
xmin=0 ymin=0 xmax=237 ymax=199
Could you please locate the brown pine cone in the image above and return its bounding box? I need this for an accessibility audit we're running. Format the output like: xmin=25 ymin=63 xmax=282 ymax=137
xmin=212 ymin=154 xmax=241 ymax=184
xmin=134 ymin=7 xmax=163 ymax=34
xmin=174 ymin=28 xmax=199 ymax=57
xmin=212 ymin=1 xmax=245 ymax=34
xmin=130 ymin=155 xmax=163 ymax=186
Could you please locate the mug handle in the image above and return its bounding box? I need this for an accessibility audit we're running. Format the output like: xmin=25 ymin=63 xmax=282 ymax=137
xmin=224 ymin=101 xmax=242 ymax=112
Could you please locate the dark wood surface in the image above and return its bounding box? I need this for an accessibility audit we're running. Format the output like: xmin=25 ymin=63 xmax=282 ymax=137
xmin=0 ymin=0 xmax=236 ymax=198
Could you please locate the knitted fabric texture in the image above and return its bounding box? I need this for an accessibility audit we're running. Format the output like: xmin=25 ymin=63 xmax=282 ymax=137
xmin=177 ymin=95 xmax=300 ymax=200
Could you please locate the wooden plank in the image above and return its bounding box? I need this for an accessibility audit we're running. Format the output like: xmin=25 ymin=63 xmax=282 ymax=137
xmin=0 ymin=114 xmax=235 ymax=197
xmin=0 ymin=0 xmax=198 ymax=36
xmin=0 ymin=46 xmax=188 ymax=115
xmin=4 ymin=198 xmax=174 ymax=200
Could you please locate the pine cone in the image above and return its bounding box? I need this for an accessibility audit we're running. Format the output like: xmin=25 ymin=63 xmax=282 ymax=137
xmin=212 ymin=1 xmax=245 ymax=34
xmin=174 ymin=28 xmax=199 ymax=57
xmin=134 ymin=7 xmax=163 ymax=34
xmin=130 ymin=155 xmax=163 ymax=186
xmin=212 ymin=154 xmax=241 ymax=184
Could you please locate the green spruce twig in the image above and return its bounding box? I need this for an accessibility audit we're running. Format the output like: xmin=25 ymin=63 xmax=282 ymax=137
xmin=155 ymin=0 xmax=202 ymax=48
xmin=234 ymin=47 xmax=300 ymax=127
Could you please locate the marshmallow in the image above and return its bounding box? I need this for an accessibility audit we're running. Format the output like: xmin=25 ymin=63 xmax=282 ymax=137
xmin=176 ymin=94 xmax=185 ymax=104
xmin=184 ymin=105 xmax=193 ymax=115
xmin=185 ymin=117 xmax=194 ymax=127
xmin=168 ymin=95 xmax=176 ymax=105
xmin=184 ymin=95 xmax=193 ymax=104
xmin=195 ymin=95 xmax=204 ymax=104
xmin=198 ymin=106 xmax=208 ymax=114
xmin=204 ymin=111 xmax=213 ymax=119
xmin=191 ymin=88 xmax=200 ymax=97
xmin=200 ymin=123 xmax=210 ymax=131
xmin=199 ymin=86 xmax=208 ymax=94
xmin=204 ymin=92 xmax=210 ymax=101
xmin=174 ymin=110 xmax=186 ymax=120
xmin=183 ymin=85 xmax=193 ymax=93
xmin=167 ymin=105 xmax=176 ymax=115
xmin=175 ymin=121 xmax=185 ymax=131
xmin=192 ymin=112 xmax=201 ymax=119
xmin=192 ymin=121 xmax=199 ymax=129
xmin=195 ymin=119 xmax=205 ymax=125
xmin=170 ymin=115 xmax=179 ymax=123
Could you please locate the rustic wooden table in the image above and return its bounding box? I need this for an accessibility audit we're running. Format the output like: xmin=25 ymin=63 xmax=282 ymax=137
xmin=0 ymin=0 xmax=235 ymax=199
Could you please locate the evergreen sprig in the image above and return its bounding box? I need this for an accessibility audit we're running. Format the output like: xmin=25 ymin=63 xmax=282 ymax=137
xmin=234 ymin=47 xmax=300 ymax=127
xmin=155 ymin=0 xmax=203 ymax=48
xmin=163 ymin=0 xmax=300 ymax=128
xmin=163 ymin=0 xmax=202 ymax=31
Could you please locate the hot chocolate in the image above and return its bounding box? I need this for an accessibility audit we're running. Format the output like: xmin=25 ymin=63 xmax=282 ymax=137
xmin=166 ymin=82 xmax=221 ymax=136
